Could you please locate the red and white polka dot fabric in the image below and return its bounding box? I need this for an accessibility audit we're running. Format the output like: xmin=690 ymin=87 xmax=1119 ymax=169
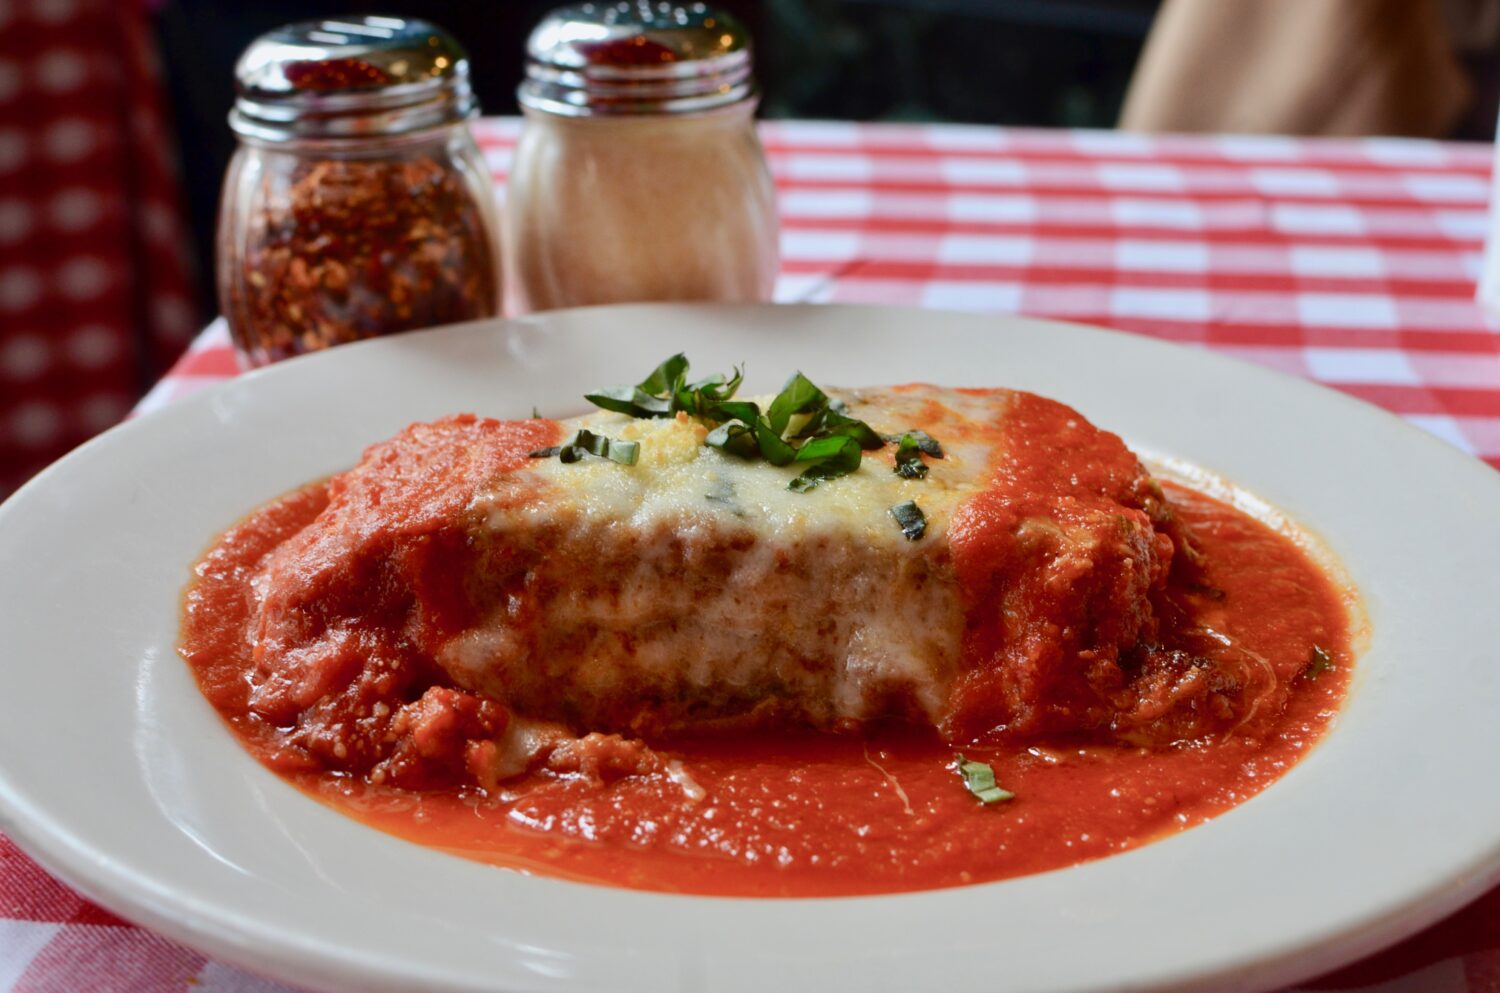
xmin=0 ymin=0 xmax=196 ymax=498
xmin=9 ymin=118 xmax=1500 ymax=991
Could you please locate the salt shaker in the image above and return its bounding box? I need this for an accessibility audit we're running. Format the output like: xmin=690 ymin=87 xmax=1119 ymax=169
xmin=218 ymin=17 xmax=502 ymax=367
xmin=506 ymin=2 xmax=780 ymax=314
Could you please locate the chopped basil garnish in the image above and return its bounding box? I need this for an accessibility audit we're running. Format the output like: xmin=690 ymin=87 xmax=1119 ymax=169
xmin=890 ymin=500 xmax=926 ymax=540
xmin=582 ymin=353 xmax=686 ymax=418
xmin=706 ymin=399 xmax=760 ymax=426
xmin=893 ymin=434 xmax=930 ymax=479
xmin=677 ymin=368 xmax=745 ymax=419
xmin=639 ymin=353 xmax=689 ymax=395
xmin=583 ymin=355 xmax=905 ymax=492
xmin=891 ymin=429 xmax=944 ymax=479
xmin=956 ymin=754 xmax=1014 ymax=805
xmin=705 ymin=419 xmax=758 ymax=459
xmin=766 ymin=372 xmax=827 ymax=435
xmin=1305 ymin=644 xmax=1333 ymax=679
xmin=883 ymin=430 xmax=944 ymax=458
xmin=583 ymin=386 xmax=671 ymax=419
xmin=814 ymin=406 xmax=885 ymax=449
xmin=753 ymin=416 xmax=797 ymax=466
xmin=534 ymin=429 xmax=639 ymax=466
xmin=789 ymin=435 xmax=863 ymax=493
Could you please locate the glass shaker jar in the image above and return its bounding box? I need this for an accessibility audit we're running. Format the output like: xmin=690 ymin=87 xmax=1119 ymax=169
xmin=506 ymin=2 xmax=779 ymax=314
xmin=218 ymin=17 xmax=502 ymax=367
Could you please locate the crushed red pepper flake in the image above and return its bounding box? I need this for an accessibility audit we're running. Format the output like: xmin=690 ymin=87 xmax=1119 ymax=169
xmin=282 ymin=58 xmax=392 ymax=91
xmin=222 ymin=154 xmax=498 ymax=366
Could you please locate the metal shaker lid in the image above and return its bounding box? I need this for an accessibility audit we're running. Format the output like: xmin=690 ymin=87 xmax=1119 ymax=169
xmin=520 ymin=2 xmax=756 ymax=117
xmin=230 ymin=16 xmax=478 ymax=142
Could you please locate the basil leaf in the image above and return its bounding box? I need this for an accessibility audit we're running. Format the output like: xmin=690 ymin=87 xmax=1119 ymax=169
xmin=956 ymin=754 xmax=1014 ymax=804
xmin=706 ymin=420 xmax=759 ymax=459
xmin=585 ymin=353 xmax=689 ymax=418
xmin=528 ymin=446 xmax=561 ymax=459
xmin=793 ymin=397 xmax=836 ymax=436
xmin=1305 ymin=644 xmax=1333 ymax=679
xmin=679 ymin=368 xmax=748 ymax=418
xmin=582 ymin=385 xmax=640 ymax=416
xmin=767 ymin=372 xmax=827 ymax=436
xmin=911 ymin=431 xmax=944 ymax=457
xmin=890 ymin=500 xmax=926 ymax=540
xmin=704 ymin=422 xmax=739 ymax=447
xmin=883 ymin=430 xmax=944 ymax=458
xmin=791 ymin=397 xmax=882 ymax=451
xmin=788 ymin=434 xmax=862 ymax=492
xmin=894 ymin=434 xmax=929 ymax=479
xmin=638 ymin=353 xmax=689 ymax=396
xmin=554 ymin=429 xmax=639 ymax=466
xmin=673 ymin=386 xmax=703 ymax=418
xmin=792 ymin=405 xmax=829 ymax=438
xmin=584 ymin=385 xmax=673 ymax=418
xmin=822 ymin=409 xmax=885 ymax=449
xmin=706 ymin=400 xmax=761 ymax=425
xmin=754 ymin=417 xmax=797 ymax=466
xmin=792 ymin=433 xmax=858 ymax=464
xmin=688 ymin=365 xmax=743 ymax=402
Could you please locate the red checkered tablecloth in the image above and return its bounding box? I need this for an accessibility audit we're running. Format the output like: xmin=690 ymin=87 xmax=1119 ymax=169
xmin=7 ymin=118 xmax=1500 ymax=992
xmin=0 ymin=0 xmax=199 ymax=498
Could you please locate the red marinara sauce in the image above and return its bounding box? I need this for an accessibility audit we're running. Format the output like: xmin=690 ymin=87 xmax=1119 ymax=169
xmin=180 ymin=403 xmax=1353 ymax=899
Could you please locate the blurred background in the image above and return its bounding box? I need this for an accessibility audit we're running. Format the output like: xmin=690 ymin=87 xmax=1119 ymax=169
xmin=3 ymin=0 xmax=1500 ymax=496
xmin=158 ymin=0 xmax=1160 ymax=301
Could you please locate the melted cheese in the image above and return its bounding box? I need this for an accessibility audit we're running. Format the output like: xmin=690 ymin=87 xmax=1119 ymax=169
xmin=485 ymin=389 xmax=1000 ymax=547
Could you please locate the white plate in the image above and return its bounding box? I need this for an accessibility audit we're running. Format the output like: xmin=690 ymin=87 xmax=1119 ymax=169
xmin=2 ymin=303 xmax=1500 ymax=993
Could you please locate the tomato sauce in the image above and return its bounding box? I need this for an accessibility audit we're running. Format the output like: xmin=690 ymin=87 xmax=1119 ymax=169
xmin=180 ymin=405 xmax=1353 ymax=898
xmin=293 ymin=486 xmax=1350 ymax=896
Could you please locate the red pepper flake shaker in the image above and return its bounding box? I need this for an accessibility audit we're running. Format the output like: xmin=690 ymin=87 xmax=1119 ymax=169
xmin=218 ymin=17 xmax=501 ymax=367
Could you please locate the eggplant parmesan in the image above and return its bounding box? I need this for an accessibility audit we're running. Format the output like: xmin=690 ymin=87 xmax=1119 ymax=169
xmin=181 ymin=355 xmax=1351 ymax=895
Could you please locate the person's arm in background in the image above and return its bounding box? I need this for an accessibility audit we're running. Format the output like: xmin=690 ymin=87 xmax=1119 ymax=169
xmin=1119 ymin=0 xmax=1471 ymax=136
